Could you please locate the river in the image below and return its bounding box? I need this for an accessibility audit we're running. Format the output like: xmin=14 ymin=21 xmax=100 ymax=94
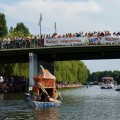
xmin=1 ymin=85 xmax=120 ymax=120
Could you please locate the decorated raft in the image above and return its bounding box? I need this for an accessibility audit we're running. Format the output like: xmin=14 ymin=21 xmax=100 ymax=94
xmin=25 ymin=66 xmax=62 ymax=108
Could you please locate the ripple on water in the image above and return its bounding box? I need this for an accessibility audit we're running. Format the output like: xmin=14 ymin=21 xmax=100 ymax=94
xmin=0 ymin=100 xmax=34 ymax=120
xmin=1 ymin=86 xmax=120 ymax=120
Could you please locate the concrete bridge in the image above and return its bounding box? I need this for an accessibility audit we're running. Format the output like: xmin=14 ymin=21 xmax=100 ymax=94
xmin=0 ymin=44 xmax=120 ymax=86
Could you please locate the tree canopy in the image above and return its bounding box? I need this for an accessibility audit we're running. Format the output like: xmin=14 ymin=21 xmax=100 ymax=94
xmin=0 ymin=13 xmax=8 ymax=37
xmin=9 ymin=22 xmax=30 ymax=36
xmin=0 ymin=61 xmax=89 ymax=84
xmin=54 ymin=61 xmax=89 ymax=84
xmin=88 ymin=70 xmax=120 ymax=84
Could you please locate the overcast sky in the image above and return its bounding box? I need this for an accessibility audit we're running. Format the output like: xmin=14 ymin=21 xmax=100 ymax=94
xmin=0 ymin=0 xmax=120 ymax=73
xmin=1 ymin=0 xmax=120 ymax=35
xmin=82 ymin=59 xmax=120 ymax=73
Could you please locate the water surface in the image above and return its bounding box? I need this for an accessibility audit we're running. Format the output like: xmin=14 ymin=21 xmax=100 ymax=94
xmin=1 ymin=86 xmax=120 ymax=120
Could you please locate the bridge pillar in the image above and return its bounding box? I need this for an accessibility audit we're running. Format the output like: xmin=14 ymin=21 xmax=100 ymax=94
xmin=29 ymin=53 xmax=38 ymax=87
xmin=29 ymin=53 xmax=54 ymax=88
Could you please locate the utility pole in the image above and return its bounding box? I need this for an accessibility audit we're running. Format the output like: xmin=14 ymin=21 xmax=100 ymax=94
xmin=38 ymin=13 xmax=42 ymax=37
xmin=54 ymin=22 xmax=57 ymax=34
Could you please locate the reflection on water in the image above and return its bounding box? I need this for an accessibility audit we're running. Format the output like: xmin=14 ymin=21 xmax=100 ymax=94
xmin=34 ymin=107 xmax=58 ymax=120
xmin=57 ymin=86 xmax=120 ymax=120
xmin=0 ymin=100 xmax=33 ymax=119
xmin=1 ymin=86 xmax=120 ymax=120
xmin=0 ymin=93 xmax=4 ymax=100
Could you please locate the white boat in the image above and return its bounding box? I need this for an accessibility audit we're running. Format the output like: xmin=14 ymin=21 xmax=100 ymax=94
xmin=100 ymin=77 xmax=115 ymax=89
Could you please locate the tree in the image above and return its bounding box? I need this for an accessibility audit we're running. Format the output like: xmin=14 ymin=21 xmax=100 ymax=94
xmin=0 ymin=13 xmax=8 ymax=37
xmin=90 ymin=72 xmax=98 ymax=82
xmin=13 ymin=22 xmax=30 ymax=36
xmin=112 ymin=70 xmax=120 ymax=83
xmin=54 ymin=61 xmax=88 ymax=84
xmin=9 ymin=26 xmax=14 ymax=35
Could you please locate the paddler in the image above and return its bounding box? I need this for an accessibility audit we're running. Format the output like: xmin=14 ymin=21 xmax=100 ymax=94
xmin=40 ymin=91 xmax=55 ymax=102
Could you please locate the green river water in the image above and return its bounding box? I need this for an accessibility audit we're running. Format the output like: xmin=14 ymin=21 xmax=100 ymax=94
xmin=1 ymin=85 xmax=120 ymax=120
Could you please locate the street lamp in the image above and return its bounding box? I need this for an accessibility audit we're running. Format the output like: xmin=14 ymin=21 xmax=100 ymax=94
xmin=38 ymin=13 xmax=42 ymax=37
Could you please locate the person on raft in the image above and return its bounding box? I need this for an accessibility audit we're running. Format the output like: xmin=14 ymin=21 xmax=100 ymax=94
xmin=40 ymin=92 xmax=55 ymax=102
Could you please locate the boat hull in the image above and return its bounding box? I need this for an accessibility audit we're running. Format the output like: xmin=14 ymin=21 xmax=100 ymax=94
xmin=100 ymin=83 xmax=114 ymax=89
xmin=115 ymin=85 xmax=120 ymax=91
xmin=115 ymin=89 xmax=120 ymax=91
xmin=32 ymin=100 xmax=62 ymax=108
xmin=101 ymin=87 xmax=112 ymax=89
xmin=25 ymin=93 xmax=62 ymax=108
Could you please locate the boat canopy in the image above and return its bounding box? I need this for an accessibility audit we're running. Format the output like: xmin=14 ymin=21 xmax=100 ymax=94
xmin=32 ymin=68 xmax=56 ymax=98
xmin=102 ymin=77 xmax=114 ymax=80
xmin=33 ymin=69 xmax=56 ymax=80
xmin=102 ymin=77 xmax=114 ymax=82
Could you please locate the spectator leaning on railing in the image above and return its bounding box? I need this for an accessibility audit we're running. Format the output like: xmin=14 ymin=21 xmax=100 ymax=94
xmin=1 ymin=30 xmax=120 ymax=49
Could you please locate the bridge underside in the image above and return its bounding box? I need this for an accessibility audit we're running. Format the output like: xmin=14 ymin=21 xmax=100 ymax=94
xmin=0 ymin=45 xmax=120 ymax=86
xmin=0 ymin=45 xmax=120 ymax=64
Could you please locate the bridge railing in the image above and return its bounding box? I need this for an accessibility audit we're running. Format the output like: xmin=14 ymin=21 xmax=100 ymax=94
xmin=44 ymin=35 xmax=120 ymax=46
xmin=0 ymin=38 xmax=44 ymax=49
xmin=0 ymin=35 xmax=120 ymax=49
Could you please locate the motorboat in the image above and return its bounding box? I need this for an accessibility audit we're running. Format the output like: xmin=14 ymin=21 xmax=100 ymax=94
xmin=100 ymin=77 xmax=115 ymax=89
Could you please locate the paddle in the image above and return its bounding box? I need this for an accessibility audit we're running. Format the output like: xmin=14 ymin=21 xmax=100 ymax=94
xmin=37 ymin=82 xmax=49 ymax=97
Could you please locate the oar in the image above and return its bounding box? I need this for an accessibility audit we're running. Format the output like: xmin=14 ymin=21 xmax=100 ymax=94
xmin=37 ymin=82 xmax=49 ymax=96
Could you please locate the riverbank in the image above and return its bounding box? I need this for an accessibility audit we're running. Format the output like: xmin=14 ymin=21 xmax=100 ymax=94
xmin=56 ymin=83 xmax=84 ymax=88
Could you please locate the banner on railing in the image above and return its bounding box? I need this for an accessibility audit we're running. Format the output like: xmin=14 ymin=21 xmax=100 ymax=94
xmin=44 ymin=36 xmax=120 ymax=46
xmin=44 ymin=37 xmax=87 ymax=46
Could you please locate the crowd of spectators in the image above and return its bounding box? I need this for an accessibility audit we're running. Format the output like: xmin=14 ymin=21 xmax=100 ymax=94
xmin=0 ymin=31 xmax=120 ymax=49
xmin=0 ymin=35 xmax=44 ymax=49
xmin=44 ymin=31 xmax=120 ymax=38
xmin=0 ymin=75 xmax=29 ymax=93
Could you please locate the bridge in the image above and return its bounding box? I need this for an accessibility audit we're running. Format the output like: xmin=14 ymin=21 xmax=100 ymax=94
xmin=1 ymin=44 xmax=120 ymax=63
xmin=1 ymin=44 xmax=120 ymax=86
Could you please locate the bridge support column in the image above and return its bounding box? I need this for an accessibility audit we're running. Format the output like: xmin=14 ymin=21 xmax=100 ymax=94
xmin=29 ymin=53 xmax=38 ymax=87
xmin=29 ymin=53 xmax=54 ymax=88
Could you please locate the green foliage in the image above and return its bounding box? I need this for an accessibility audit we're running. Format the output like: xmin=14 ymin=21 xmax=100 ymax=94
xmin=0 ymin=64 xmax=14 ymax=75
xmin=9 ymin=26 xmax=14 ymax=34
xmin=9 ymin=22 xmax=30 ymax=37
xmin=0 ymin=63 xmax=29 ymax=78
xmin=54 ymin=61 xmax=88 ymax=84
xmin=89 ymin=72 xmax=98 ymax=82
xmin=13 ymin=63 xmax=29 ymax=78
xmin=2 ymin=61 xmax=120 ymax=85
xmin=88 ymin=70 xmax=120 ymax=84
xmin=0 ymin=61 xmax=89 ymax=84
xmin=0 ymin=13 xmax=8 ymax=37
xmin=112 ymin=70 xmax=120 ymax=83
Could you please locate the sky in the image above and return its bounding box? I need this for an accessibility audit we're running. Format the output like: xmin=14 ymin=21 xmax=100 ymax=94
xmin=82 ymin=59 xmax=120 ymax=73
xmin=0 ymin=0 xmax=120 ymax=73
